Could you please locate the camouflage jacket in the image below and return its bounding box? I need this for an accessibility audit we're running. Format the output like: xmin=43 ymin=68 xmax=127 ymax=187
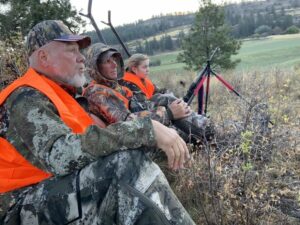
xmin=0 ymin=80 xmax=156 ymax=219
xmin=83 ymin=80 xmax=172 ymax=126
xmin=83 ymin=43 xmax=172 ymax=126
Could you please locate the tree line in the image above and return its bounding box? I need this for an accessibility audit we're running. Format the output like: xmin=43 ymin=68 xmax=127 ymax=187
xmin=0 ymin=0 xmax=299 ymax=73
xmin=88 ymin=0 xmax=300 ymax=55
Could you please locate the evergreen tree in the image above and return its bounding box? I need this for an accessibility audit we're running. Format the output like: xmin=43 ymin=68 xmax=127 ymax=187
xmin=135 ymin=41 xmax=144 ymax=53
xmin=150 ymin=37 xmax=160 ymax=51
xmin=164 ymin=35 xmax=174 ymax=50
xmin=177 ymin=0 xmax=241 ymax=70
xmin=144 ymin=40 xmax=153 ymax=55
xmin=0 ymin=0 xmax=84 ymax=42
xmin=176 ymin=31 xmax=185 ymax=47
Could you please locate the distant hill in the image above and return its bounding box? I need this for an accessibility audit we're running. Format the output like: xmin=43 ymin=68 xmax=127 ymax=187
xmin=84 ymin=0 xmax=300 ymax=55
xmin=85 ymin=13 xmax=195 ymax=44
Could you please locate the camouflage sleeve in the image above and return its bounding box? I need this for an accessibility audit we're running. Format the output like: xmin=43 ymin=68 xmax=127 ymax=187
xmin=6 ymin=87 xmax=156 ymax=176
xmin=130 ymin=106 xmax=171 ymax=126
xmin=119 ymin=80 xmax=172 ymax=125
xmin=119 ymin=79 xmax=140 ymax=92
xmin=84 ymin=86 xmax=131 ymax=124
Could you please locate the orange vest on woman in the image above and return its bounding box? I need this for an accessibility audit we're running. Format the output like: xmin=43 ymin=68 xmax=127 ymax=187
xmin=123 ymin=72 xmax=155 ymax=99
xmin=0 ymin=68 xmax=94 ymax=193
xmin=85 ymin=81 xmax=133 ymax=109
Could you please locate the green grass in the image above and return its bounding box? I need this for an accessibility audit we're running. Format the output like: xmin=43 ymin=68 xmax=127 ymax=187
xmin=150 ymin=51 xmax=185 ymax=76
xmin=149 ymin=33 xmax=300 ymax=74
xmin=233 ymin=34 xmax=300 ymax=71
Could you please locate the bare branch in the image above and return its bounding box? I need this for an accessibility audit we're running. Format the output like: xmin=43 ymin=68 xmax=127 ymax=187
xmin=101 ymin=10 xmax=131 ymax=57
xmin=79 ymin=0 xmax=106 ymax=44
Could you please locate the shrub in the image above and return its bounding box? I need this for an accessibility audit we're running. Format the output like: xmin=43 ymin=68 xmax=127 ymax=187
xmin=285 ymin=25 xmax=300 ymax=34
xmin=255 ymin=25 xmax=272 ymax=35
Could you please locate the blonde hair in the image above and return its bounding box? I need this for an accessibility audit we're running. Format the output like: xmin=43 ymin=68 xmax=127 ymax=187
xmin=126 ymin=53 xmax=149 ymax=73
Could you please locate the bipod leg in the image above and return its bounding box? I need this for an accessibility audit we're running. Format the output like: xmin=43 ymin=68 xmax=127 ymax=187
xmin=211 ymin=71 xmax=251 ymax=105
xmin=212 ymin=71 xmax=274 ymax=125
xmin=197 ymin=86 xmax=204 ymax=114
xmin=184 ymin=66 xmax=207 ymax=104
xmin=204 ymin=70 xmax=211 ymax=115
xmin=188 ymin=73 xmax=207 ymax=106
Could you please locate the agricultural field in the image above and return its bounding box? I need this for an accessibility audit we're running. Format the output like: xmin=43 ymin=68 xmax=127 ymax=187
xmin=149 ymin=33 xmax=300 ymax=75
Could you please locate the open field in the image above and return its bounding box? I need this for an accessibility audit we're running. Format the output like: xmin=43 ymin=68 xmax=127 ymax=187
xmin=149 ymin=33 xmax=300 ymax=75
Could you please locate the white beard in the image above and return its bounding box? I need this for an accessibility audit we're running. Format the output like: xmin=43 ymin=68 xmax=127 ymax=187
xmin=67 ymin=74 xmax=87 ymax=87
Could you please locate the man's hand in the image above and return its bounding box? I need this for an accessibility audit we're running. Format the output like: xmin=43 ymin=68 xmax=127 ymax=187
xmin=168 ymin=99 xmax=192 ymax=120
xmin=151 ymin=120 xmax=190 ymax=170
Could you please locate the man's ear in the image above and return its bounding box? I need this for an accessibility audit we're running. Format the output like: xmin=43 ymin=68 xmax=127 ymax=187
xmin=37 ymin=49 xmax=49 ymax=68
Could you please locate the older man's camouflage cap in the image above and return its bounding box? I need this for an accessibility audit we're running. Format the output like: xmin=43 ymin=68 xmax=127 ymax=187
xmin=26 ymin=20 xmax=91 ymax=56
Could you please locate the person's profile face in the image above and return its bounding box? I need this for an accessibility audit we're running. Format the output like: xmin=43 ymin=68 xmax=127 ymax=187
xmin=45 ymin=41 xmax=86 ymax=87
xmin=133 ymin=59 xmax=149 ymax=78
xmin=97 ymin=56 xmax=118 ymax=80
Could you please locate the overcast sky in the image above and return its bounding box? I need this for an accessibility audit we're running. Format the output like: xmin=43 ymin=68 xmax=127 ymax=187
xmin=70 ymin=0 xmax=239 ymax=31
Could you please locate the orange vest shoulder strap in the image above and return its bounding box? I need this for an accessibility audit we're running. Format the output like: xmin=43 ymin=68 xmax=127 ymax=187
xmin=0 ymin=68 xmax=93 ymax=133
xmin=121 ymin=86 xmax=133 ymax=98
xmin=143 ymin=77 xmax=155 ymax=99
xmin=123 ymin=72 xmax=155 ymax=99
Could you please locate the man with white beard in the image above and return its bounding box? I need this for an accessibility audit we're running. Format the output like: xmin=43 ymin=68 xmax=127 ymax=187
xmin=0 ymin=20 xmax=196 ymax=225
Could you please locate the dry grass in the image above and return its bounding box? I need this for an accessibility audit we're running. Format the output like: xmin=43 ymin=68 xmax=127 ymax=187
xmin=160 ymin=67 xmax=300 ymax=224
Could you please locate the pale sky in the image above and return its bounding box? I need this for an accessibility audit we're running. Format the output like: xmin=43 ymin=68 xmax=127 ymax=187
xmin=70 ymin=0 xmax=238 ymax=31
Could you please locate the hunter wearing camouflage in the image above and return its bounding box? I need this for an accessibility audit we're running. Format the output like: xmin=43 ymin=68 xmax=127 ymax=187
xmin=121 ymin=53 xmax=215 ymax=142
xmin=0 ymin=20 xmax=196 ymax=225
xmin=84 ymin=44 xmax=213 ymax=142
xmin=83 ymin=43 xmax=191 ymax=126
xmin=119 ymin=53 xmax=172 ymax=112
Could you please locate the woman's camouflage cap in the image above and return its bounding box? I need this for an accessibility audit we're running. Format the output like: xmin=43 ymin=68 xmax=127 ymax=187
xmin=26 ymin=20 xmax=91 ymax=56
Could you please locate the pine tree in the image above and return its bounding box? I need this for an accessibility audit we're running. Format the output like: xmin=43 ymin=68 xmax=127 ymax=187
xmin=0 ymin=0 xmax=84 ymax=42
xmin=177 ymin=0 xmax=241 ymax=70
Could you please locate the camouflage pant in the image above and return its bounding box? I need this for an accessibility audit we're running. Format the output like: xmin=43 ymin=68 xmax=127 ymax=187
xmin=4 ymin=150 xmax=195 ymax=225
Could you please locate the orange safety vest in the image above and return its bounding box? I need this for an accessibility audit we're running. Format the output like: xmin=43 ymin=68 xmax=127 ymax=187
xmin=85 ymin=81 xmax=133 ymax=109
xmin=123 ymin=72 xmax=155 ymax=100
xmin=0 ymin=68 xmax=94 ymax=193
